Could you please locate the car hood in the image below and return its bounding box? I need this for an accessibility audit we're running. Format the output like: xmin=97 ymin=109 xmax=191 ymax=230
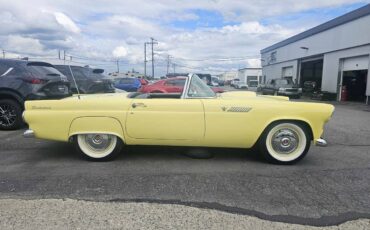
xmin=278 ymin=84 xmax=299 ymax=88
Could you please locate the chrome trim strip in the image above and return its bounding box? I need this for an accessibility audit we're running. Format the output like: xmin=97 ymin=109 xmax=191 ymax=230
xmin=316 ymin=138 xmax=327 ymax=147
xmin=181 ymin=73 xmax=192 ymax=99
xmin=23 ymin=129 xmax=35 ymax=138
xmin=227 ymin=107 xmax=252 ymax=113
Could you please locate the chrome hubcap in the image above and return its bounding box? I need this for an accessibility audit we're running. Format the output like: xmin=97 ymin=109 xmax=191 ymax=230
xmin=271 ymin=129 xmax=299 ymax=154
xmin=85 ymin=134 xmax=112 ymax=151
xmin=0 ymin=104 xmax=17 ymax=127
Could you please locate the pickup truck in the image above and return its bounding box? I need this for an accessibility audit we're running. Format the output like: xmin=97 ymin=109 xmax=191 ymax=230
xmin=261 ymin=78 xmax=302 ymax=98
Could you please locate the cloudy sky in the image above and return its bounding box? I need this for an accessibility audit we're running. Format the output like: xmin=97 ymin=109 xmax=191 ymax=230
xmin=0 ymin=0 xmax=369 ymax=76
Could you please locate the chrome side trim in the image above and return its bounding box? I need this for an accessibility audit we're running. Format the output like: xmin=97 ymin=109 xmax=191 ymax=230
xmin=23 ymin=129 xmax=35 ymax=138
xmin=227 ymin=107 xmax=252 ymax=113
xmin=316 ymin=138 xmax=327 ymax=147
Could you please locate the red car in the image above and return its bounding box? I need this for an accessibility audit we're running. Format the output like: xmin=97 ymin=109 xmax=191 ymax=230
xmin=139 ymin=77 xmax=224 ymax=93
xmin=138 ymin=78 xmax=149 ymax=86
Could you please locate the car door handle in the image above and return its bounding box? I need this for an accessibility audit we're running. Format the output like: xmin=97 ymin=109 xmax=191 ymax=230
xmin=132 ymin=103 xmax=147 ymax=108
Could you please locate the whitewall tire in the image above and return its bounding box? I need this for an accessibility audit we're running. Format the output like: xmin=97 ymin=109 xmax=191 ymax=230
xmin=75 ymin=133 xmax=122 ymax=161
xmin=259 ymin=122 xmax=311 ymax=164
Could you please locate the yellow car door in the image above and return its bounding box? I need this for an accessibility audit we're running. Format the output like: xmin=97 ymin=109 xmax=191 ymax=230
xmin=125 ymin=98 xmax=205 ymax=140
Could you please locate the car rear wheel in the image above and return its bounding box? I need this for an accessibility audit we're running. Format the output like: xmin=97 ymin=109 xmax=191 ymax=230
xmin=259 ymin=122 xmax=310 ymax=164
xmin=75 ymin=133 xmax=122 ymax=161
xmin=0 ymin=99 xmax=23 ymax=130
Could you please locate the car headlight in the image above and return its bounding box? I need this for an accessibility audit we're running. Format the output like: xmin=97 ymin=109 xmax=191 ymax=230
xmin=278 ymin=88 xmax=285 ymax=92
xmin=298 ymin=88 xmax=302 ymax=93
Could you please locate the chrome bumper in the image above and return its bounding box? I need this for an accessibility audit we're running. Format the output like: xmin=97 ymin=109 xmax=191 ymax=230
xmin=316 ymin=138 xmax=327 ymax=147
xmin=23 ymin=129 xmax=35 ymax=138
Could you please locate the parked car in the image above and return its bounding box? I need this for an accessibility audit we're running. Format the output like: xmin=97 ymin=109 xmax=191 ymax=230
xmin=23 ymin=73 xmax=334 ymax=164
xmin=139 ymin=77 xmax=224 ymax=93
xmin=230 ymin=78 xmax=240 ymax=87
xmin=218 ymin=79 xmax=225 ymax=86
xmin=138 ymin=78 xmax=149 ymax=86
xmin=261 ymin=78 xmax=302 ymax=98
xmin=211 ymin=76 xmax=219 ymax=86
xmin=139 ymin=77 xmax=186 ymax=93
xmin=114 ymin=78 xmax=142 ymax=92
xmin=0 ymin=59 xmax=71 ymax=130
xmin=234 ymin=81 xmax=248 ymax=89
xmin=54 ymin=65 xmax=115 ymax=94
xmin=303 ymin=81 xmax=317 ymax=93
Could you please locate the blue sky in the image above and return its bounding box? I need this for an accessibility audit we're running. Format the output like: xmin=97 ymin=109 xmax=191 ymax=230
xmin=169 ymin=2 xmax=369 ymax=31
xmin=1 ymin=0 xmax=369 ymax=75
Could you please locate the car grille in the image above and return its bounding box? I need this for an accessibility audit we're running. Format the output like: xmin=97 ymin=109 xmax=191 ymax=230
xmin=285 ymin=88 xmax=298 ymax=92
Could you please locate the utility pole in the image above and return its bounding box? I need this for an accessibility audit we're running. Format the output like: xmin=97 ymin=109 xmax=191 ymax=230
xmin=144 ymin=42 xmax=148 ymax=78
xmin=116 ymin=60 xmax=120 ymax=73
xmin=173 ymin=63 xmax=176 ymax=74
xmin=166 ymin=55 xmax=172 ymax=74
xmin=2 ymin=50 xmax=5 ymax=59
xmin=63 ymin=50 xmax=66 ymax=64
xmin=58 ymin=50 xmax=61 ymax=60
xmin=150 ymin=37 xmax=157 ymax=78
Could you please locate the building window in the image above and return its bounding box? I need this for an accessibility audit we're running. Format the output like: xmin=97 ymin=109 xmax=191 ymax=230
xmin=270 ymin=51 xmax=277 ymax=63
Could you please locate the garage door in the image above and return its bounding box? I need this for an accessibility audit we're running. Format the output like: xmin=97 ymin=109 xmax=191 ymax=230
xmin=342 ymin=56 xmax=369 ymax=71
xmin=282 ymin=66 xmax=293 ymax=78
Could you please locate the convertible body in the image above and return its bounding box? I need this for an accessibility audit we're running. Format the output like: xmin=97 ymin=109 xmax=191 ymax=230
xmin=23 ymin=74 xmax=334 ymax=164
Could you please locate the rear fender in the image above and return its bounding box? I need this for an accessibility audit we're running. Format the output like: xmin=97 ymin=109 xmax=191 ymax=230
xmin=69 ymin=117 xmax=125 ymax=142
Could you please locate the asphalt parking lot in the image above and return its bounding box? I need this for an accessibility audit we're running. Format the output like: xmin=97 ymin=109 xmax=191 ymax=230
xmin=0 ymin=99 xmax=370 ymax=228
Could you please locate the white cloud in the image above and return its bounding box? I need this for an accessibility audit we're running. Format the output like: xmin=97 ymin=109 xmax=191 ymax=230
xmin=112 ymin=46 xmax=128 ymax=58
xmin=0 ymin=0 xmax=367 ymax=75
xmin=5 ymin=35 xmax=45 ymax=55
xmin=54 ymin=12 xmax=80 ymax=33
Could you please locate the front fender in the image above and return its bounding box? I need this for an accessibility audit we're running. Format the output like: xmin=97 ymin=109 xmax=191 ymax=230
xmin=69 ymin=117 xmax=125 ymax=142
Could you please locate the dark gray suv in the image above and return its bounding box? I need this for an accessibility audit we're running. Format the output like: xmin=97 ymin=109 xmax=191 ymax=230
xmin=0 ymin=59 xmax=71 ymax=130
xmin=54 ymin=65 xmax=115 ymax=94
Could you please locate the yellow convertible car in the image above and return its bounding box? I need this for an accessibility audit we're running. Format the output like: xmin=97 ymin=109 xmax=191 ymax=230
xmin=23 ymin=74 xmax=334 ymax=164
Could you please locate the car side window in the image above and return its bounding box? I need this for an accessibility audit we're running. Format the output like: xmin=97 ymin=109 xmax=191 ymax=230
xmin=173 ymin=79 xmax=185 ymax=86
xmin=271 ymin=80 xmax=275 ymax=85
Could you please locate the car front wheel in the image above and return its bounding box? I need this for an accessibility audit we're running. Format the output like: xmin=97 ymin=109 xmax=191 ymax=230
xmin=259 ymin=122 xmax=310 ymax=164
xmin=75 ymin=133 xmax=122 ymax=161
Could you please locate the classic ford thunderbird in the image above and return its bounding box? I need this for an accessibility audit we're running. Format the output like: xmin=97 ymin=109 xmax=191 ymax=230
xmin=23 ymin=74 xmax=334 ymax=164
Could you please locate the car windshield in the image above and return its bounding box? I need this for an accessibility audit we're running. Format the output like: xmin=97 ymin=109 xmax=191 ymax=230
xmin=118 ymin=78 xmax=135 ymax=84
xmin=187 ymin=74 xmax=216 ymax=98
xmin=275 ymin=79 xmax=293 ymax=86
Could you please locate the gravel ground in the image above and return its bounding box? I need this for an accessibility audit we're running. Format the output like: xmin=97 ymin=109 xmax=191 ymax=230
xmin=0 ymin=199 xmax=369 ymax=230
